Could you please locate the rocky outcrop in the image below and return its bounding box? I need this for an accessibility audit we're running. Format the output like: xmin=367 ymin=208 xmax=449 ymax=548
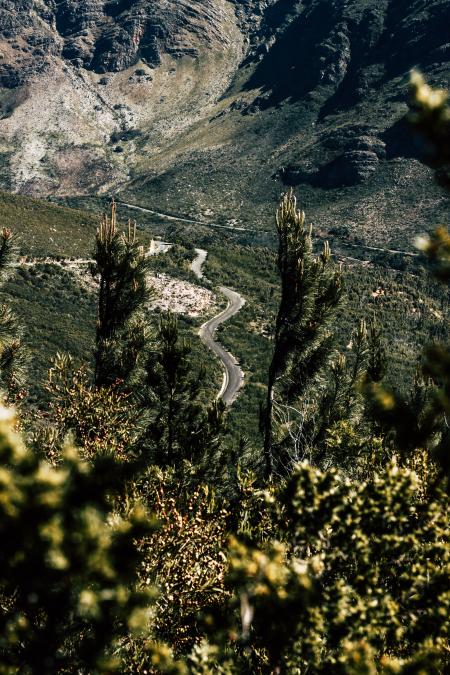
xmin=0 ymin=0 xmax=248 ymax=196
xmin=281 ymin=127 xmax=387 ymax=188
xmin=315 ymin=150 xmax=380 ymax=187
xmin=315 ymin=129 xmax=386 ymax=187
xmin=245 ymin=0 xmax=449 ymax=113
xmin=0 ymin=0 xmax=234 ymax=83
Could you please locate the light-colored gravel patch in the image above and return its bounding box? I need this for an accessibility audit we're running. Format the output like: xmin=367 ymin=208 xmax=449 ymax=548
xmin=149 ymin=273 xmax=214 ymax=317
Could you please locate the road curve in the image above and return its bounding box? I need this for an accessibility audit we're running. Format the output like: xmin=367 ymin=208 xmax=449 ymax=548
xmin=199 ymin=287 xmax=245 ymax=406
xmin=189 ymin=250 xmax=245 ymax=405
xmin=25 ymin=247 xmax=246 ymax=405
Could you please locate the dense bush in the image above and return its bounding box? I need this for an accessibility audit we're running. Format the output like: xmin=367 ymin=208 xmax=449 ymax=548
xmin=0 ymin=407 xmax=163 ymax=674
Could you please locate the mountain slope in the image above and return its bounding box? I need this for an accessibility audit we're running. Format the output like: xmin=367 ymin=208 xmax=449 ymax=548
xmin=0 ymin=0 xmax=449 ymax=248
xmin=0 ymin=190 xmax=98 ymax=256
xmin=0 ymin=0 xmax=246 ymax=194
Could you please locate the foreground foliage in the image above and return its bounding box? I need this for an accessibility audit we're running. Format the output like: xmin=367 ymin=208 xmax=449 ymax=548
xmin=0 ymin=408 xmax=165 ymax=673
xmin=1 ymin=404 xmax=447 ymax=673
xmin=208 ymin=462 xmax=448 ymax=673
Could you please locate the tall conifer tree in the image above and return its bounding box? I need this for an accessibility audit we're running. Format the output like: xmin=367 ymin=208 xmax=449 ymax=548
xmin=143 ymin=312 xmax=225 ymax=469
xmin=92 ymin=201 xmax=152 ymax=389
xmin=264 ymin=191 xmax=342 ymax=478
xmin=0 ymin=228 xmax=25 ymax=399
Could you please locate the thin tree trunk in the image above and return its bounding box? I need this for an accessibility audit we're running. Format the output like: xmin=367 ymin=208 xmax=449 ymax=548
xmin=167 ymin=389 xmax=175 ymax=466
xmin=95 ymin=273 xmax=110 ymax=386
xmin=263 ymin=362 xmax=276 ymax=479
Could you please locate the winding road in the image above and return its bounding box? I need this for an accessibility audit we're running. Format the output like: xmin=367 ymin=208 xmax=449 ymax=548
xmin=36 ymin=199 xmax=415 ymax=408
xmin=190 ymin=249 xmax=246 ymax=406
xmin=199 ymin=287 xmax=246 ymax=406
xmin=21 ymin=246 xmax=247 ymax=406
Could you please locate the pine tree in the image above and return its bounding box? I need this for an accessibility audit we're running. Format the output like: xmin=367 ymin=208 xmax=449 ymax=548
xmin=366 ymin=317 xmax=386 ymax=384
xmin=92 ymin=201 xmax=153 ymax=389
xmin=409 ymin=70 xmax=450 ymax=188
xmin=263 ymin=191 xmax=342 ymax=478
xmin=312 ymin=319 xmax=388 ymax=471
xmin=143 ymin=312 xmax=225 ymax=469
xmin=0 ymin=227 xmax=26 ymax=400
xmin=311 ymin=321 xmax=368 ymax=463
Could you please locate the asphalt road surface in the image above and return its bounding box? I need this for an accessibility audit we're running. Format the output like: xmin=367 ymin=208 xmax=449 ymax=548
xmin=199 ymin=286 xmax=245 ymax=406
xmin=189 ymin=249 xmax=246 ymax=405
xmin=25 ymin=242 xmax=247 ymax=406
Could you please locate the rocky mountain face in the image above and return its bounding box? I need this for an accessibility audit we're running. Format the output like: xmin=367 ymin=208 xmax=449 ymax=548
xmin=1 ymin=0 xmax=232 ymax=81
xmin=0 ymin=1 xmax=273 ymax=85
xmin=0 ymin=0 xmax=449 ymax=247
